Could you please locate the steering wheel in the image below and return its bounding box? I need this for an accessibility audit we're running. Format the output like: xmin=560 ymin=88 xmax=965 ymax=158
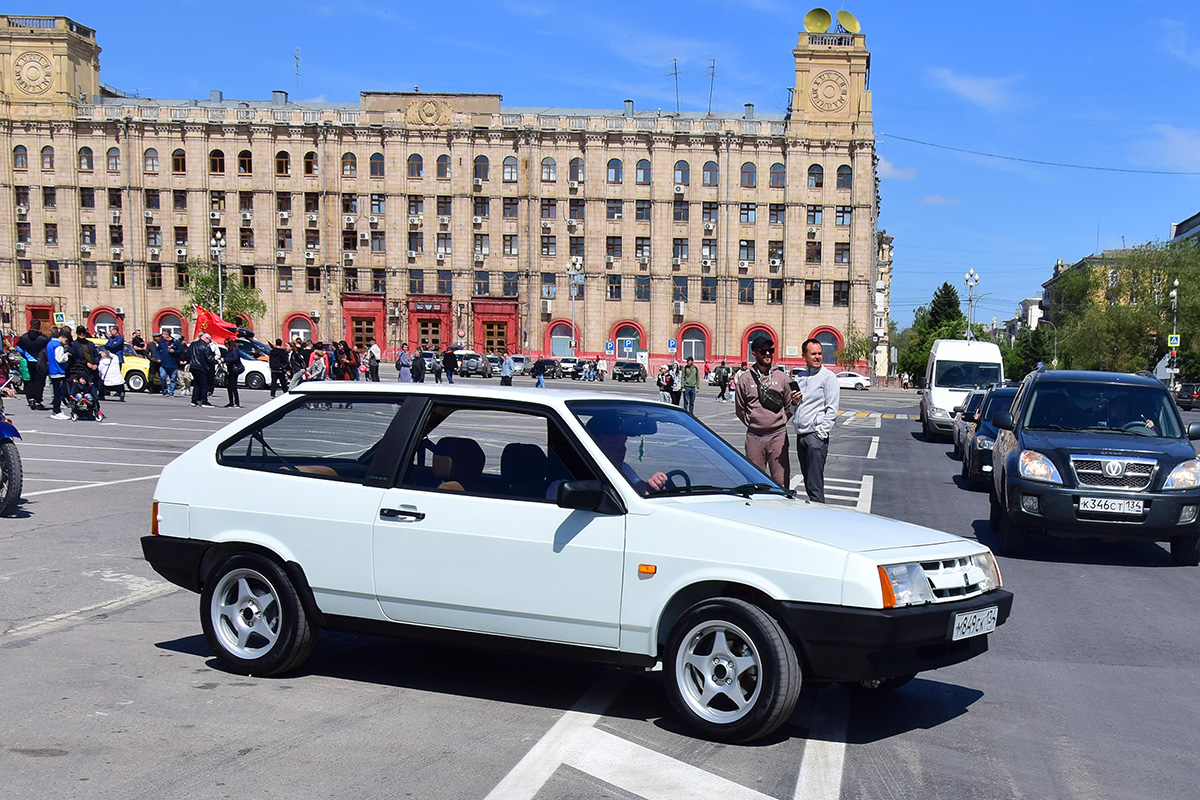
xmin=1121 ymin=419 xmax=1154 ymax=431
xmin=663 ymin=469 xmax=692 ymax=490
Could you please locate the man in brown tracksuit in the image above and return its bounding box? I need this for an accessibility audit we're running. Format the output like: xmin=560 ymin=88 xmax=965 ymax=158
xmin=734 ymin=334 xmax=799 ymax=487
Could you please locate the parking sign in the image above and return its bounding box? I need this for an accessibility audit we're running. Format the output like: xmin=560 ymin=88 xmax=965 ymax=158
xmin=605 ymin=341 xmax=614 ymax=353
xmin=668 ymin=338 xmax=677 ymax=353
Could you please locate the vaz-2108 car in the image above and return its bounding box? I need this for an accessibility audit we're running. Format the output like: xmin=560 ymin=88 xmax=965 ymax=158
xmin=143 ymin=383 xmax=1012 ymax=742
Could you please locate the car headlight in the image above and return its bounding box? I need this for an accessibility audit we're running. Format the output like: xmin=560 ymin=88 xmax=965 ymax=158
xmin=969 ymin=552 xmax=1003 ymax=592
xmin=877 ymin=563 xmax=935 ymax=608
xmin=1019 ymin=450 xmax=1062 ymax=484
xmin=1164 ymin=459 xmax=1200 ymax=490
xmin=930 ymin=406 xmax=950 ymax=419
xmin=974 ymin=434 xmax=994 ymax=450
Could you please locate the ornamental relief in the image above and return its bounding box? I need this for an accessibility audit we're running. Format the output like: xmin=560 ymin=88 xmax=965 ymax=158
xmin=14 ymin=51 xmax=53 ymax=96
xmin=405 ymin=98 xmax=452 ymax=127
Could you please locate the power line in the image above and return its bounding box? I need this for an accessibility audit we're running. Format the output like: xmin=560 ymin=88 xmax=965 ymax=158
xmin=878 ymin=132 xmax=1200 ymax=176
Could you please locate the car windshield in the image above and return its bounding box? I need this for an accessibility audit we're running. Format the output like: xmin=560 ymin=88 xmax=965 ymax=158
xmin=1021 ymin=383 xmax=1183 ymax=438
xmin=568 ymin=400 xmax=787 ymax=496
xmin=935 ymin=360 xmax=1003 ymax=389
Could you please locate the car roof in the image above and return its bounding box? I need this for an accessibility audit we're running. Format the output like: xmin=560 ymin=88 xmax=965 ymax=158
xmin=1028 ymin=369 xmax=1166 ymax=389
xmin=289 ymin=380 xmax=640 ymax=408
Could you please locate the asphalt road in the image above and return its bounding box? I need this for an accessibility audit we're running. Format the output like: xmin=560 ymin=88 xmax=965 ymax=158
xmin=1 ymin=375 xmax=1197 ymax=799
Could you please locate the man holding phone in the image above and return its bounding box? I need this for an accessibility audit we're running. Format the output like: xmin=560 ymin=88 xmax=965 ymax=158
xmin=791 ymin=337 xmax=840 ymax=502
xmin=735 ymin=334 xmax=798 ymax=486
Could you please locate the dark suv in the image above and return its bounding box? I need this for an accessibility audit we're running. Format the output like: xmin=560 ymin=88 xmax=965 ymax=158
xmin=612 ymin=361 xmax=647 ymax=382
xmin=1176 ymin=383 xmax=1199 ymax=411
xmin=962 ymin=386 xmax=1018 ymax=489
xmin=990 ymin=370 xmax=1200 ymax=565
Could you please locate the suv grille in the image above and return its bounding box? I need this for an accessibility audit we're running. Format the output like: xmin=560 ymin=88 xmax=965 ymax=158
xmin=919 ymin=557 xmax=989 ymax=601
xmin=1070 ymin=455 xmax=1156 ymax=490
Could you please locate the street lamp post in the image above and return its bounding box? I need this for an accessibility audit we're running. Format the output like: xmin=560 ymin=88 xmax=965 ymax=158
xmin=210 ymin=233 xmax=227 ymax=319
xmin=964 ymin=269 xmax=980 ymax=340
xmin=1039 ymin=318 xmax=1058 ymax=368
xmin=1170 ymin=278 xmax=1179 ymax=384
xmin=566 ymin=263 xmax=581 ymax=356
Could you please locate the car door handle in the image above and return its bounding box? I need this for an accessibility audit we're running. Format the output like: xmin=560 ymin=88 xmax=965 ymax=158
xmin=380 ymin=506 xmax=425 ymax=521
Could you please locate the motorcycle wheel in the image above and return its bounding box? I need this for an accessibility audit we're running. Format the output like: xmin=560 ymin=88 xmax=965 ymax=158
xmin=0 ymin=438 xmax=23 ymax=516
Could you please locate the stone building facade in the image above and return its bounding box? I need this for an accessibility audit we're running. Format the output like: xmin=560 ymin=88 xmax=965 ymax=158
xmin=0 ymin=14 xmax=884 ymax=367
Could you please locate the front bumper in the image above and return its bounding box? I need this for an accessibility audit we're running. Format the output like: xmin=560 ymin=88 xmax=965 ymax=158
xmin=780 ymin=590 xmax=1014 ymax=682
xmin=926 ymin=415 xmax=954 ymax=434
xmin=1005 ymin=478 xmax=1200 ymax=541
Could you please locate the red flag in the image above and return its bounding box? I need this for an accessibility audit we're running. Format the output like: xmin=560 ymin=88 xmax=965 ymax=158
xmin=193 ymin=305 xmax=238 ymax=339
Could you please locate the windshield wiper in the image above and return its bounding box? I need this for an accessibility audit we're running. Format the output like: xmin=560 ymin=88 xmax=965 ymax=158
xmin=654 ymin=482 xmax=792 ymax=498
xmin=730 ymin=482 xmax=794 ymax=498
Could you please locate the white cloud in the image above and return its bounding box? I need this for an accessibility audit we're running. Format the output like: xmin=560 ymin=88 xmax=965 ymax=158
xmin=1162 ymin=20 xmax=1200 ymax=67
xmin=928 ymin=67 xmax=1021 ymax=112
xmin=1138 ymin=124 xmax=1200 ymax=171
xmin=877 ymin=157 xmax=916 ymax=181
xmin=923 ymin=195 xmax=960 ymax=206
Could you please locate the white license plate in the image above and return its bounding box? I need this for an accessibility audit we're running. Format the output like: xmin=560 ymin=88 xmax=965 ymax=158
xmin=952 ymin=607 xmax=998 ymax=641
xmin=1079 ymin=497 xmax=1143 ymax=515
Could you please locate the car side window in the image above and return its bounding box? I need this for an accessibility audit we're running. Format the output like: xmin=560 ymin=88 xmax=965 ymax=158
xmin=399 ymin=405 xmax=595 ymax=501
xmin=217 ymin=399 xmax=406 ymax=482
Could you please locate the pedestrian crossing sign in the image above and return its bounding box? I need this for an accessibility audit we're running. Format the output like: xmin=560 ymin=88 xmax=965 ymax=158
xmin=1169 ymin=334 xmax=1180 ymax=347
xmin=53 ymin=312 xmax=66 ymax=325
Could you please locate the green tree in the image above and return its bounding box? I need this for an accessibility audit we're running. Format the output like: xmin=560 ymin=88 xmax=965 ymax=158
xmin=182 ymin=260 xmax=267 ymax=327
xmin=928 ymin=282 xmax=964 ymax=329
xmin=839 ymin=328 xmax=874 ymax=370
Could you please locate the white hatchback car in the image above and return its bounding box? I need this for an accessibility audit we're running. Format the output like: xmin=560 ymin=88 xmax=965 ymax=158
xmin=836 ymin=371 xmax=872 ymax=390
xmin=143 ymin=383 xmax=1011 ymax=742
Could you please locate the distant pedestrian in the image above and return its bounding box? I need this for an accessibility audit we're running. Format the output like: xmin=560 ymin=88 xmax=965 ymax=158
xmin=681 ymin=356 xmax=700 ymax=414
xmin=222 ymin=337 xmax=243 ymax=407
xmin=735 ymin=334 xmax=798 ymax=487
xmin=46 ymin=328 xmax=70 ymax=419
xmin=16 ymin=319 xmax=49 ymax=410
xmin=500 ymin=349 xmax=515 ymax=386
xmin=532 ymin=358 xmax=546 ymax=388
xmin=396 ymin=342 xmax=412 ymax=382
xmin=411 ymin=348 xmax=426 ymax=382
xmin=441 ymin=348 xmax=458 ymax=384
xmin=715 ymin=360 xmax=730 ymax=403
xmin=431 ymin=348 xmax=444 ymax=383
xmin=98 ymin=348 xmax=125 ymax=401
xmin=366 ymin=337 xmax=382 ymax=382
xmin=656 ymin=365 xmax=673 ymax=403
xmin=189 ymin=333 xmax=216 ymax=407
xmin=792 ymin=338 xmax=840 ymax=503
xmin=269 ymin=338 xmax=289 ymax=397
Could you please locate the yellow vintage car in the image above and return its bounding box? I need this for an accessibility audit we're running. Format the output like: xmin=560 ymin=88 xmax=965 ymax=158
xmin=87 ymin=338 xmax=155 ymax=392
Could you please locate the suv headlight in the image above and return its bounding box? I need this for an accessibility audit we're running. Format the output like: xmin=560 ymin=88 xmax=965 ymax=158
xmin=929 ymin=407 xmax=950 ymax=419
xmin=974 ymin=434 xmax=995 ymax=450
xmin=1019 ymin=450 xmax=1062 ymax=484
xmin=969 ymin=552 xmax=1003 ymax=592
xmin=1164 ymin=459 xmax=1200 ymax=490
xmin=877 ymin=563 xmax=935 ymax=608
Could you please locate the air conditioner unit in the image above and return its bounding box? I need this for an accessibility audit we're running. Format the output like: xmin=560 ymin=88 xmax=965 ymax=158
xmin=612 ymin=213 xmax=623 ymax=220
xmin=14 ymin=242 xmax=26 ymax=251
xmin=241 ymin=212 xmax=253 ymax=221
xmin=701 ymin=259 xmax=713 ymax=267
xmin=176 ymin=248 xmax=188 ymax=256
xmin=703 ymin=222 xmax=715 ymax=231
xmin=278 ymin=211 xmax=290 ymax=220
xmin=80 ymin=244 xmax=91 ymax=253
xmin=540 ymin=299 xmax=552 ymax=314
xmin=15 ymin=205 xmax=28 ymax=215
xmin=111 ymin=246 xmax=123 ymax=254
xmin=276 ymin=250 xmax=287 ymax=258
xmin=344 ymin=215 xmax=356 ymax=225
xmin=769 ymin=258 xmax=782 ymax=267
xmin=368 ymin=215 xmax=379 ymax=224
xmin=306 ymin=213 xmax=319 ymax=222
xmin=309 ymin=309 xmax=320 ymax=319
xmin=672 ymin=257 xmax=682 ymax=266
xmin=343 ymin=251 xmax=354 ymax=262
xmin=540 ymin=220 xmax=552 ymax=229
xmin=436 ymin=252 xmax=445 ymax=262
xmin=115 ymin=306 xmax=125 ymax=315
xmin=407 ymin=250 xmax=417 ymax=258
xmin=144 ymin=210 xmax=154 ymax=218
xmin=148 ymin=247 xmax=160 ymax=256
xmin=111 ymin=211 xmax=121 ymax=221
xmin=408 ymin=216 xmax=421 ymax=225
xmin=605 ymin=255 xmax=615 ymax=263
xmin=438 ymin=216 xmax=451 ymax=225
xmin=473 ymin=177 xmax=483 ymax=187
xmin=807 ymin=226 xmax=819 ymax=234
xmin=209 ymin=211 xmax=221 ymax=220
xmin=81 ymin=305 xmax=90 ymax=314
xmin=471 ymin=216 xmax=482 ymax=225
xmin=305 ymin=251 xmax=316 ymax=259
xmin=739 ymin=260 xmax=749 ymax=269
xmin=474 ymin=253 xmax=485 ymax=262
xmin=359 ymin=231 xmax=370 ymax=241
xmin=568 ymin=181 xmax=579 ymax=189
xmin=566 ymin=218 xmax=578 ymax=227
xmin=674 ymin=185 xmax=685 ymax=194
xmin=672 ymin=301 xmax=685 ymax=316
xmin=639 ymin=256 xmax=649 ymax=265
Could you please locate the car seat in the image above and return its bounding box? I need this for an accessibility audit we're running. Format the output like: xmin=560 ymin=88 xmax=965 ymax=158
xmin=500 ymin=442 xmax=547 ymax=499
xmin=432 ymin=437 xmax=486 ymax=492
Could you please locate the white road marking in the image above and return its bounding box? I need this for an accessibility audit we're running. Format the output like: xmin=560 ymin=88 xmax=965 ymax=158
xmin=834 ymin=436 xmax=879 ymax=459
xmin=24 ymin=473 xmax=160 ymax=496
xmin=4 ymin=570 xmax=175 ymax=639
xmin=23 ymin=457 xmax=167 ymax=468
xmin=21 ymin=430 xmax=185 ymax=444
xmin=856 ymin=475 xmax=874 ymax=514
xmin=793 ymin=689 xmax=849 ymax=800
xmin=17 ymin=442 xmax=187 ymax=453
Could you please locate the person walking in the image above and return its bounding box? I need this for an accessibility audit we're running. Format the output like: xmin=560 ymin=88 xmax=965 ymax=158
xmin=791 ymin=337 xmax=840 ymax=503
xmin=734 ymin=334 xmax=798 ymax=488
xmin=222 ymin=338 xmax=243 ymax=407
xmin=656 ymin=365 xmax=673 ymax=403
xmin=668 ymin=362 xmax=683 ymax=406
xmin=396 ymin=342 xmax=413 ymax=382
xmin=189 ymin=333 xmax=216 ymax=407
xmin=366 ymin=337 xmax=382 ymax=382
xmin=441 ymin=347 xmax=458 ymax=385
xmin=532 ymin=357 xmax=546 ymax=388
xmin=268 ymin=338 xmax=289 ymax=397
xmin=154 ymin=332 xmax=180 ymax=396
xmin=500 ymin=349 xmax=515 ymax=386
xmin=681 ymin=356 xmax=700 ymax=414
xmin=715 ymin=360 xmax=730 ymax=403
xmin=431 ymin=348 xmax=443 ymax=383
xmin=46 ymin=327 xmax=70 ymax=419
xmin=411 ymin=348 xmax=426 ymax=382
xmin=16 ymin=319 xmax=49 ymax=410
xmin=98 ymin=348 xmax=125 ymax=401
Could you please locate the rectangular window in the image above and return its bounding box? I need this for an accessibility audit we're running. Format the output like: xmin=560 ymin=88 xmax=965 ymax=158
xmin=409 ymin=269 xmax=424 ymax=294
xmin=568 ymin=199 xmax=585 ymax=220
xmin=806 ymin=241 xmax=821 ymax=263
xmin=701 ymin=276 xmax=717 ymax=302
xmin=109 ymin=225 xmax=122 ymax=246
xmin=342 ymin=229 xmax=358 ymax=251
xmin=635 ymin=200 xmax=651 ymax=221
xmin=503 ymin=234 xmax=518 ymax=256
xmin=108 ymin=188 xmax=123 ymax=209
xmin=635 ymin=237 xmax=651 ymax=259
xmin=174 ymin=226 xmax=188 ymax=246
xmin=278 ymin=266 xmax=293 ymax=292
xmin=569 ymin=236 xmax=584 ymax=256
xmin=408 ymin=231 xmax=423 ymax=253
xmin=241 ymin=265 xmax=256 ymax=289
xmin=738 ymin=239 xmax=755 ymax=262
xmin=342 ymin=194 xmax=358 ymax=213
xmin=833 ymin=280 xmax=850 ymax=306
xmin=835 ymin=242 xmax=851 ymax=264
xmin=438 ymin=269 xmax=452 ymax=294
xmin=14 ymin=186 xmax=29 ymax=207
xmin=16 ymin=222 xmax=30 ymax=243
xmin=371 ymin=194 xmax=386 ymax=215
xmin=606 ymin=274 xmax=622 ymax=300
xmin=540 ymin=235 xmax=556 ymax=256
xmin=702 ymin=202 xmax=719 ymax=222
xmin=769 ymin=203 xmax=785 ymax=224
xmin=739 ymin=203 xmax=756 ymax=224
xmin=768 ymin=240 xmax=784 ymax=260
xmin=569 ymin=279 xmax=584 ymax=300
xmin=474 ymin=233 xmax=489 ymax=254
xmin=305 ymin=229 xmax=320 ymax=249
xmin=209 ymin=191 xmax=225 ymax=211
xmin=305 ymin=192 xmax=320 ymax=213
xmin=606 ymin=199 xmax=623 ymax=219
xmin=147 ymin=263 xmax=162 ymax=289
xmin=240 ymin=227 xmax=254 ymax=248
xmin=80 ymin=224 xmax=96 ymax=245
xmin=437 ymin=195 xmax=452 ymax=216
xmin=474 ymin=270 xmax=490 ymax=295
xmin=541 ymin=273 xmax=557 ymax=298
xmin=371 ymin=230 xmax=386 ymax=252
xmin=673 ymin=238 xmax=688 ymax=259
xmin=18 ymin=260 xmax=32 ymax=286
xmin=702 ymin=238 xmax=717 ymax=258
xmin=503 ymin=197 xmax=519 ymax=217
xmin=767 ymin=278 xmax=783 ymax=305
xmin=672 ymin=276 xmax=688 ymax=302
xmin=46 ymin=260 xmax=60 ymax=286
xmin=738 ymin=277 xmax=754 ymax=304
xmin=408 ymin=195 xmax=424 ymax=216
xmin=173 ymin=190 xmax=187 ymax=210
xmin=82 ymin=261 xmax=98 ymax=288
xmin=111 ymin=261 xmax=126 ymax=288
xmin=503 ymin=272 xmax=519 ymax=297
xmin=805 ymin=280 xmax=821 ymax=306
xmin=436 ymin=232 xmax=452 ymax=254
xmin=80 ymin=187 xmax=95 ymax=208
xmin=343 ymin=268 xmax=359 ymax=293
xmin=673 ymin=200 xmax=689 ymax=222
xmin=278 ymin=229 xmax=293 ymax=250
xmin=473 ymin=196 xmax=490 ymax=217
xmin=540 ymin=198 xmax=557 ymax=219
xmin=239 ymin=191 xmax=254 ymax=212
xmin=835 ymin=205 xmax=852 ymax=226
xmin=606 ymin=236 xmax=622 ymax=257
xmin=43 ymin=187 xmax=56 ymax=208
xmin=147 ymin=226 xmax=163 ymax=247
xmin=307 ymin=266 xmax=321 ymax=292
xmin=372 ymin=268 xmax=386 ymax=293
xmin=635 ymin=274 xmax=650 ymax=301
xmin=176 ymin=263 xmax=190 ymax=289
xmin=806 ymin=205 xmax=823 ymax=225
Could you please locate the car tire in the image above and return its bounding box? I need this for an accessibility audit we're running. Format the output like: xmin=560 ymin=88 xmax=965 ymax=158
xmin=1170 ymin=534 xmax=1200 ymax=567
xmin=995 ymin=494 xmax=1028 ymax=557
xmin=125 ymin=370 xmax=146 ymax=392
xmin=0 ymin=439 xmax=23 ymax=517
xmin=838 ymin=674 xmax=915 ymax=692
xmin=855 ymin=382 xmax=864 ymax=390
xmin=664 ymin=598 xmax=801 ymax=743
xmin=200 ymin=553 xmax=316 ymax=677
xmin=245 ymin=372 xmax=266 ymax=390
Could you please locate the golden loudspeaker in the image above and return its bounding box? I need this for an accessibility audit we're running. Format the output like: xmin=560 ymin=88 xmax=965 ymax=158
xmin=803 ymin=8 xmax=832 ymax=33
xmin=836 ymin=10 xmax=861 ymax=33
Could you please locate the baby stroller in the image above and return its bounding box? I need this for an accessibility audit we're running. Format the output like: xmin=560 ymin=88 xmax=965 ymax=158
xmin=67 ymin=375 xmax=103 ymax=421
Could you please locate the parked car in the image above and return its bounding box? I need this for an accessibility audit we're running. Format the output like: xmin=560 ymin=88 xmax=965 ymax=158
xmin=836 ymin=371 xmax=872 ymax=391
xmin=509 ymin=354 xmax=529 ymax=376
xmin=952 ymin=390 xmax=987 ymax=460
xmin=990 ymin=369 xmax=1200 ymax=565
xmin=216 ymin=345 xmax=271 ymax=390
xmin=87 ymin=338 xmax=154 ymax=392
xmin=559 ymin=357 xmax=582 ymax=379
xmin=532 ymin=358 xmax=561 ymax=379
xmin=962 ymin=386 xmax=1019 ymax=489
xmin=143 ymin=384 xmax=1012 ymax=743
xmin=1176 ymin=383 xmax=1199 ymax=411
xmin=612 ymin=361 xmax=647 ymax=382
xmin=456 ymin=350 xmax=493 ymax=378
xmin=485 ymin=355 xmax=500 ymax=375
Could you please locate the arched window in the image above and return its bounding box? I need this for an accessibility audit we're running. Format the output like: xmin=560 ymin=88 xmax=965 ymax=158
xmin=769 ymin=162 xmax=786 ymax=188
xmin=681 ymin=328 xmax=707 ymax=362
xmin=341 ymin=152 xmax=357 ymax=176
xmin=157 ymin=313 xmax=183 ymax=339
xmin=370 ymin=152 xmax=385 ymax=176
xmin=107 ymin=147 xmax=120 ymax=171
xmin=674 ymin=160 xmax=690 ymax=185
xmin=303 ymin=151 xmax=318 ymax=176
xmin=407 ymin=153 xmax=423 ymax=178
xmin=275 ymin=150 xmax=291 ymax=176
xmin=473 ymin=155 xmax=489 ymax=180
xmin=703 ymin=160 xmax=719 ymax=186
xmin=12 ymin=145 xmax=28 ymax=170
xmin=740 ymin=162 xmax=757 ymax=188
xmin=436 ymin=154 xmax=451 ymax=178
xmin=77 ymin=146 xmax=93 ymax=171
xmin=93 ymin=311 xmax=119 ymax=337
xmin=503 ymin=156 xmax=518 ymax=182
xmin=238 ymin=150 xmax=252 ymax=174
xmin=569 ymin=157 xmax=584 ymax=182
xmin=807 ymin=164 xmax=824 ymax=188
xmin=614 ymin=325 xmax=640 ymax=357
xmin=815 ymin=330 xmax=839 ymax=363
xmin=289 ymin=316 xmax=313 ymax=342
xmin=209 ymin=149 xmax=225 ymax=174
xmin=607 ymin=158 xmax=623 ymax=183
xmin=635 ymin=159 xmax=651 ymax=185
xmin=41 ymin=145 xmax=55 ymax=170
xmin=172 ymin=149 xmax=187 ymax=173
xmin=144 ymin=148 xmax=159 ymax=173
xmin=549 ymin=322 xmax=574 ymax=357
xmin=541 ymin=157 xmax=556 ymax=182
xmin=836 ymin=164 xmax=852 ymax=189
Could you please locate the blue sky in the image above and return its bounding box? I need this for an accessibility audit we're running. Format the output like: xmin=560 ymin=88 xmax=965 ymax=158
xmin=50 ymin=0 xmax=1200 ymax=327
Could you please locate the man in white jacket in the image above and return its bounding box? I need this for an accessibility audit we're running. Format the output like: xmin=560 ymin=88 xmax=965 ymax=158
xmin=791 ymin=338 xmax=840 ymax=502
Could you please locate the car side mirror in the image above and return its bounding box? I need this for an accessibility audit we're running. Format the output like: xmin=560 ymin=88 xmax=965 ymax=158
xmin=993 ymin=411 xmax=1014 ymax=431
xmin=964 ymin=413 xmax=977 ymax=423
xmin=556 ymin=480 xmax=622 ymax=514
xmin=1188 ymin=422 xmax=1200 ymax=441
xmin=953 ymin=406 xmax=964 ymax=414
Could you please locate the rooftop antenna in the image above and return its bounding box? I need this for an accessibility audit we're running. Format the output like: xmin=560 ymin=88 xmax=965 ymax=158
xmin=294 ymin=48 xmax=301 ymax=91
xmin=666 ymin=58 xmax=681 ymax=115
xmin=706 ymin=58 xmax=717 ymax=116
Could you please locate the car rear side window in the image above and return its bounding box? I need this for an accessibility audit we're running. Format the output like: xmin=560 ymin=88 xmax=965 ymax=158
xmin=217 ymin=399 xmax=406 ymax=482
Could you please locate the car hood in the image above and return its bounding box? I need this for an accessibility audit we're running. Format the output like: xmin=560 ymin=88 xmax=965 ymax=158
xmin=1019 ymin=429 xmax=1196 ymax=462
xmin=659 ymin=494 xmax=972 ymax=554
